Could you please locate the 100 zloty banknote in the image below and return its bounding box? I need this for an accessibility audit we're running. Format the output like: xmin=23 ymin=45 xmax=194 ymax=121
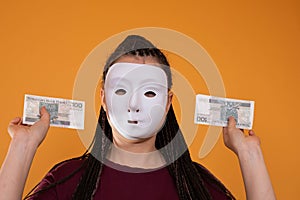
xmin=194 ymin=94 xmax=254 ymax=129
xmin=23 ymin=94 xmax=85 ymax=130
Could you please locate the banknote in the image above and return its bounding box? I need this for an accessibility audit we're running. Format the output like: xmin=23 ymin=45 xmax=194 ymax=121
xmin=194 ymin=94 xmax=254 ymax=129
xmin=23 ymin=94 xmax=85 ymax=130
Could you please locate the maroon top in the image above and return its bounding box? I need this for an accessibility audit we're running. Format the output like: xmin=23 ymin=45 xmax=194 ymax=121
xmin=28 ymin=159 xmax=229 ymax=199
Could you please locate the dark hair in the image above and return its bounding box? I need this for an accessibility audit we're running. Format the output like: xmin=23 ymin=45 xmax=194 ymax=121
xmin=24 ymin=35 xmax=235 ymax=200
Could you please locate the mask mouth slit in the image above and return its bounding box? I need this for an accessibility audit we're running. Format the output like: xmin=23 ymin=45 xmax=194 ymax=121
xmin=128 ymin=120 xmax=138 ymax=124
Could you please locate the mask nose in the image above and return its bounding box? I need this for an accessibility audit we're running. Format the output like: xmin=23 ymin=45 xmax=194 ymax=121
xmin=128 ymin=91 xmax=140 ymax=113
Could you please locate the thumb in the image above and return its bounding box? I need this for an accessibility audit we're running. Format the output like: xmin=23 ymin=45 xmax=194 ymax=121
xmin=227 ymin=116 xmax=237 ymax=128
xmin=32 ymin=106 xmax=50 ymax=130
xmin=39 ymin=106 xmax=50 ymax=124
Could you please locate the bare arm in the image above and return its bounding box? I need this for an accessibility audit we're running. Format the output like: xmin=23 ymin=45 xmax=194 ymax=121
xmin=223 ymin=117 xmax=276 ymax=200
xmin=0 ymin=107 xmax=50 ymax=200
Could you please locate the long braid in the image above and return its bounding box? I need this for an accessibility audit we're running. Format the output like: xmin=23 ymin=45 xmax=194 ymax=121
xmin=156 ymin=105 xmax=235 ymax=199
xmin=23 ymin=154 xmax=89 ymax=199
xmin=23 ymin=132 xmax=97 ymax=199
xmin=72 ymin=107 xmax=112 ymax=199
xmin=156 ymin=105 xmax=212 ymax=199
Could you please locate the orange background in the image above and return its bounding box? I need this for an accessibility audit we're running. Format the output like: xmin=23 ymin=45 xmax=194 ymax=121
xmin=0 ymin=1 xmax=299 ymax=199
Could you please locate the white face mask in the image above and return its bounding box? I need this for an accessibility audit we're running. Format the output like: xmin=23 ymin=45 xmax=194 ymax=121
xmin=104 ymin=62 xmax=169 ymax=140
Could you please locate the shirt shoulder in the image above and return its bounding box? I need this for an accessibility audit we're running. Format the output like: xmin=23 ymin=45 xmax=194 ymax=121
xmin=27 ymin=157 xmax=86 ymax=200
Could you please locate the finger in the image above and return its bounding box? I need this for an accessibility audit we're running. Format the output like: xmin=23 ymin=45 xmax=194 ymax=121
xmin=18 ymin=118 xmax=24 ymax=125
xmin=249 ymin=130 xmax=255 ymax=136
xmin=8 ymin=118 xmax=21 ymax=136
xmin=9 ymin=117 xmax=22 ymax=126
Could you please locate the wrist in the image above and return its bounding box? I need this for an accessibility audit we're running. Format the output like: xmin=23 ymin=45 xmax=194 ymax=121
xmin=11 ymin=136 xmax=39 ymax=154
xmin=237 ymin=142 xmax=263 ymax=161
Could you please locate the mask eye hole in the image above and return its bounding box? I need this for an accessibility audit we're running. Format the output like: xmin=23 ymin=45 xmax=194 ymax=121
xmin=144 ymin=91 xmax=156 ymax=98
xmin=115 ymin=89 xmax=127 ymax=95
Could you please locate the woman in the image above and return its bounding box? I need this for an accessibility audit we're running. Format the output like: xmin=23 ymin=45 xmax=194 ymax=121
xmin=0 ymin=35 xmax=275 ymax=200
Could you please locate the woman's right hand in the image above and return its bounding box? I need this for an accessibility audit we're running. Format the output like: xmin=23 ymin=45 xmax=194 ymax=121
xmin=7 ymin=106 xmax=50 ymax=149
xmin=0 ymin=107 xmax=50 ymax=199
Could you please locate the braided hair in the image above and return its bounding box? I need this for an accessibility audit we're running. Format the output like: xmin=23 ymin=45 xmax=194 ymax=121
xmin=24 ymin=35 xmax=235 ymax=200
xmin=73 ymin=35 xmax=235 ymax=200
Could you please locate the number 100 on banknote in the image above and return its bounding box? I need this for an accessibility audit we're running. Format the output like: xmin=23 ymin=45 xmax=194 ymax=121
xmin=194 ymin=94 xmax=255 ymax=129
xmin=23 ymin=94 xmax=85 ymax=130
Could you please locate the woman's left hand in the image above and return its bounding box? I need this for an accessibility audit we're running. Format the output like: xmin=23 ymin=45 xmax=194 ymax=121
xmin=223 ymin=116 xmax=261 ymax=156
xmin=223 ymin=116 xmax=276 ymax=200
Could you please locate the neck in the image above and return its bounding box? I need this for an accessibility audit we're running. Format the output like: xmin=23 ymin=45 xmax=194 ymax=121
xmin=106 ymin=131 xmax=166 ymax=169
